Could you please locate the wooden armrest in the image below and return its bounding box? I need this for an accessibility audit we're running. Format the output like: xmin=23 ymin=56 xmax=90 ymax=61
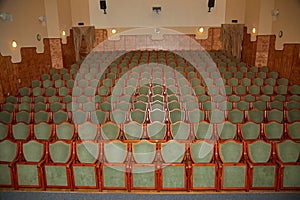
xmin=275 ymin=160 xmax=284 ymax=168
xmin=246 ymin=159 xmax=253 ymax=168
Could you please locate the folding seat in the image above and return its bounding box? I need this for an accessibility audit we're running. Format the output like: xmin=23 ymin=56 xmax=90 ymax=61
xmin=241 ymin=78 xmax=251 ymax=87
xmin=287 ymin=122 xmax=300 ymax=141
xmin=267 ymin=109 xmax=283 ymax=122
xmin=269 ymin=101 xmax=283 ymax=110
xmin=277 ymin=85 xmax=288 ymax=95
xmin=160 ymin=140 xmax=187 ymax=190
xmin=287 ymin=109 xmax=300 ymax=123
xmin=49 ymin=102 xmax=64 ymax=112
xmin=44 ymin=140 xmax=73 ymax=189
xmin=63 ymin=73 xmax=71 ymax=81
xmin=32 ymin=87 xmax=44 ymax=97
xmin=263 ymin=85 xmax=274 ymax=95
xmin=246 ymin=72 xmax=255 ymax=79
xmin=276 ymin=140 xmax=300 ymax=190
xmin=34 ymin=102 xmax=47 ymax=112
xmin=228 ymin=109 xmax=244 ymax=124
xmin=55 ymin=122 xmax=75 ymax=140
xmin=147 ymin=122 xmax=166 ymax=141
xmin=2 ymin=103 xmax=15 ymax=113
xmin=82 ymin=102 xmax=96 ymax=112
xmin=136 ymin=95 xmax=149 ymax=103
xmin=250 ymin=66 xmax=258 ymax=73
xmin=0 ymin=139 xmax=19 ymax=187
xmin=20 ymin=96 xmax=33 ymax=103
xmin=253 ymin=101 xmax=266 ymax=110
xmin=48 ymin=96 xmax=59 ymax=103
xmin=264 ymin=122 xmax=284 ymax=141
xmin=34 ymin=111 xmax=50 ymax=124
xmin=208 ymin=109 xmax=225 ymax=124
xmin=259 ymin=95 xmax=271 ymax=102
xmin=58 ymin=87 xmax=69 ymax=97
xmin=0 ymin=123 xmax=9 ymax=140
xmin=168 ymin=101 xmax=181 ymax=111
xmin=265 ymin=78 xmax=276 ymax=86
xmin=278 ymin=78 xmax=289 ymax=86
xmin=72 ymin=141 xmax=100 ymax=190
xmin=169 ymin=109 xmax=185 ymax=124
xmin=100 ymin=101 xmax=112 ymax=112
xmin=228 ymin=78 xmax=238 ymax=87
xmin=152 ymin=85 xmax=163 ymax=95
xmin=228 ymin=95 xmax=240 ymax=103
xmin=124 ymin=121 xmax=143 ymax=140
xmin=72 ymin=110 xmax=88 ymax=124
xmin=248 ymin=109 xmax=264 ymax=123
xmin=134 ymin=101 xmax=147 ymax=111
xmin=189 ymin=140 xmax=218 ymax=191
xmin=53 ymin=111 xmax=68 ymax=124
xmin=43 ymin=80 xmax=53 ymax=88
xmin=17 ymin=103 xmax=31 ymax=112
xmin=149 ymin=109 xmax=165 ymax=123
xmin=32 ymin=80 xmax=41 ymax=88
xmin=91 ymin=110 xmax=107 ymax=124
xmin=50 ymin=68 xmax=57 ymax=75
xmin=191 ymin=78 xmax=201 ymax=87
xmin=101 ymin=121 xmax=120 ymax=140
xmin=274 ymin=95 xmax=286 ymax=102
xmin=258 ymin=72 xmax=267 ymax=79
xmin=19 ymin=87 xmax=31 ymax=97
xmin=54 ymin=80 xmax=64 ymax=88
xmin=101 ymin=141 xmax=129 ymax=190
xmin=288 ymin=95 xmax=300 ymax=102
xmin=202 ymin=101 xmax=216 ymax=111
xmin=290 ymin=85 xmax=300 ymax=95
xmin=78 ymin=122 xmax=98 ymax=141
xmin=237 ymin=101 xmax=250 ymax=111
xmin=246 ymin=140 xmax=277 ymax=190
xmin=217 ymin=121 xmax=237 ymax=140
xmin=12 ymin=123 xmax=30 ymax=141
xmin=66 ymin=80 xmax=75 ymax=89
xmin=16 ymin=111 xmax=31 ymax=124
xmin=286 ymin=101 xmax=300 ymax=110
xmin=170 ymin=121 xmax=190 ymax=140
xmin=219 ymin=101 xmax=232 ymax=111
xmin=34 ymin=122 xmax=52 ymax=141
xmin=249 ymin=85 xmax=260 ymax=95
xmin=241 ymin=122 xmax=260 ymax=141
xmin=218 ymin=140 xmax=248 ymax=190
xmin=130 ymin=109 xmax=146 ymax=124
xmin=15 ymin=140 xmax=45 ymax=189
xmin=34 ymin=96 xmax=47 ymax=104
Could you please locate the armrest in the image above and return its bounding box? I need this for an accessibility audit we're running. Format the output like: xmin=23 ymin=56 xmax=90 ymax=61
xmin=246 ymin=159 xmax=253 ymax=168
xmin=38 ymin=157 xmax=47 ymax=168
xmin=216 ymin=160 xmax=223 ymax=169
xmin=275 ymin=159 xmax=284 ymax=168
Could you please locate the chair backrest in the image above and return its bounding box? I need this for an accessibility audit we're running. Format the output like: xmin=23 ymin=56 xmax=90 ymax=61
xmin=76 ymin=141 xmax=99 ymax=164
xmin=277 ymin=140 xmax=300 ymax=163
xmin=219 ymin=140 xmax=243 ymax=163
xmin=101 ymin=122 xmax=120 ymax=140
xmin=264 ymin=122 xmax=283 ymax=140
xmin=0 ymin=123 xmax=8 ymax=140
xmin=0 ymin=140 xmax=18 ymax=162
xmin=12 ymin=123 xmax=30 ymax=140
xmin=190 ymin=141 xmax=214 ymax=163
xmin=104 ymin=141 xmax=127 ymax=163
xmin=241 ymin=122 xmax=260 ymax=140
xmin=171 ymin=121 xmax=190 ymax=140
xmin=132 ymin=140 xmax=156 ymax=164
xmin=56 ymin=122 xmax=74 ymax=140
xmin=49 ymin=141 xmax=71 ymax=163
xmin=161 ymin=140 xmax=185 ymax=163
xmin=23 ymin=140 xmax=44 ymax=162
xmin=78 ymin=122 xmax=97 ymax=140
xmin=124 ymin=121 xmax=143 ymax=140
xmin=247 ymin=140 xmax=272 ymax=163
xmin=217 ymin=121 xmax=236 ymax=140
xmin=193 ymin=121 xmax=213 ymax=140
xmin=288 ymin=122 xmax=300 ymax=140
xmin=147 ymin=122 xmax=166 ymax=140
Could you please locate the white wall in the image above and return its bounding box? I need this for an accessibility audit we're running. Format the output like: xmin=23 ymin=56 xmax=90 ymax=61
xmin=89 ymin=0 xmax=226 ymax=28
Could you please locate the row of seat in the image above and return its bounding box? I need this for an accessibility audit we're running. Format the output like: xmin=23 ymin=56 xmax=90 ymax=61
xmin=0 ymin=139 xmax=299 ymax=191
xmin=1 ymin=120 xmax=299 ymax=142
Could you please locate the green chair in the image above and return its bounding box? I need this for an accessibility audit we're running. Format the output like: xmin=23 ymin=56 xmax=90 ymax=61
xmin=287 ymin=122 xmax=300 ymax=141
xmin=0 ymin=123 xmax=8 ymax=140
xmin=34 ymin=123 xmax=52 ymax=141
xmin=278 ymin=78 xmax=288 ymax=86
xmin=102 ymin=141 xmax=128 ymax=190
xmin=290 ymin=85 xmax=300 ymax=95
xmin=130 ymin=109 xmax=146 ymax=124
xmin=78 ymin=122 xmax=97 ymax=141
xmin=20 ymin=87 xmax=31 ymax=97
xmin=134 ymin=101 xmax=147 ymax=111
xmin=6 ymin=96 xmax=18 ymax=104
xmin=168 ymin=101 xmax=181 ymax=111
xmin=0 ymin=140 xmax=18 ymax=187
xmin=18 ymin=103 xmax=31 ymax=112
xmin=193 ymin=121 xmax=213 ymax=140
xmin=124 ymin=121 xmax=143 ymax=140
xmin=217 ymin=121 xmax=237 ymax=140
xmin=16 ymin=111 xmax=31 ymax=124
xmin=34 ymin=111 xmax=50 ymax=124
xmin=228 ymin=109 xmax=244 ymax=124
xmin=101 ymin=122 xmax=120 ymax=140
xmin=247 ymin=140 xmax=277 ymax=190
xmin=44 ymin=141 xmax=73 ymax=189
xmin=43 ymin=80 xmax=53 ymax=88
xmin=241 ymin=122 xmax=260 ymax=141
xmin=237 ymin=101 xmax=249 ymax=111
xmin=263 ymin=85 xmax=274 ymax=95
xmin=16 ymin=140 xmax=45 ymax=189
xmin=235 ymin=86 xmax=247 ymax=95
xmin=160 ymin=140 xmax=186 ymax=190
xmin=248 ymin=109 xmax=264 ymax=123
xmin=2 ymin=103 xmax=15 ymax=113
xmin=91 ymin=110 xmax=107 ymax=124
xmin=269 ymin=72 xmax=278 ymax=79
xmin=267 ymin=109 xmax=283 ymax=122
xmin=190 ymin=141 xmax=218 ymax=190
xmin=171 ymin=121 xmax=190 ymax=140
xmin=32 ymin=80 xmax=41 ymax=88
xmin=287 ymin=109 xmax=300 ymax=123
xmin=53 ymin=111 xmax=68 ymax=124
xmin=270 ymin=101 xmax=283 ymax=110
xmin=49 ymin=102 xmax=63 ymax=112
xmin=264 ymin=122 xmax=283 ymax=141
xmin=218 ymin=140 xmax=248 ymax=190
xmin=12 ymin=123 xmax=30 ymax=141
xmin=72 ymin=141 xmax=100 ymax=190
xmin=277 ymin=85 xmax=288 ymax=95
xmin=287 ymin=101 xmax=300 ymax=110
xmin=187 ymin=109 xmax=204 ymax=124
xmin=147 ymin=122 xmax=166 ymax=140
xmin=131 ymin=140 xmax=157 ymax=190
xmin=149 ymin=109 xmax=165 ymax=123
xmin=169 ymin=109 xmax=185 ymax=123
xmin=249 ymin=86 xmax=260 ymax=95
xmin=253 ymin=101 xmax=267 ymax=111
xmin=276 ymin=140 xmax=300 ymax=189
xmin=56 ymin=122 xmax=74 ymax=140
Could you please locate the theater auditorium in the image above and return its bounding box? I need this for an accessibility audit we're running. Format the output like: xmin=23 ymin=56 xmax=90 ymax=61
xmin=0 ymin=0 xmax=300 ymax=199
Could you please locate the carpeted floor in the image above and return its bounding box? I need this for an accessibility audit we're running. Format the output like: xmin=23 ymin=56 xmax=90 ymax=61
xmin=1 ymin=191 xmax=300 ymax=200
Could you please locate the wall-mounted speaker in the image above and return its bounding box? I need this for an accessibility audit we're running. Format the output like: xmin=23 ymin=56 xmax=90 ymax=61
xmin=100 ymin=0 xmax=107 ymax=14
xmin=208 ymin=0 xmax=215 ymax=12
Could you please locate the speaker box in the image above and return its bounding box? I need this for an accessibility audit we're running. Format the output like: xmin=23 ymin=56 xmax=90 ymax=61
xmin=100 ymin=0 xmax=107 ymax=10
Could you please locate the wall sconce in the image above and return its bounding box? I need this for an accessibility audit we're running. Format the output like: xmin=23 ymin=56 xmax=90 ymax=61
xmin=61 ymin=30 xmax=67 ymax=44
xmin=152 ymin=6 xmax=162 ymax=14
xmin=0 ymin=12 xmax=13 ymax=21
xmin=271 ymin=9 xmax=279 ymax=17
xmin=100 ymin=0 xmax=107 ymax=14
xmin=198 ymin=27 xmax=204 ymax=33
xmin=111 ymin=29 xmax=117 ymax=34
xmin=11 ymin=40 xmax=17 ymax=48
xmin=18 ymin=79 xmax=21 ymax=84
xmin=38 ymin=16 xmax=46 ymax=26
xmin=252 ymin=27 xmax=256 ymax=34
